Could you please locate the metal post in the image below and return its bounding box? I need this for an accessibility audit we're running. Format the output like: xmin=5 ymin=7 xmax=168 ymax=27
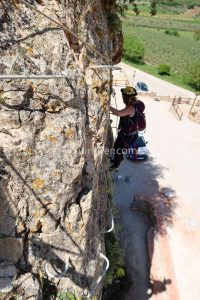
xmin=133 ymin=70 xmax=136 ymax=86
xmin=189 ymin=94 xmax=198 ymax=115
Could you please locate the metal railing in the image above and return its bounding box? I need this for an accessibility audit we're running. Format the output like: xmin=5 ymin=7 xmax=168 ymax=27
xmin=171 ymin=97 xmax=183 ymax=121
xmin=113 ymin=79 xmax=129 ymax=87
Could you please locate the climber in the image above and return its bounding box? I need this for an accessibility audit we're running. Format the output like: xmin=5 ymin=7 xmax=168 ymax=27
xmin=110 ymin=86 xmax=146 ymax=169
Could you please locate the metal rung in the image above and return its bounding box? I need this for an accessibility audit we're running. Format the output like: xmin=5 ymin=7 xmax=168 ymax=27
xmin=89 ymin=65 xmax=122 ymax=70
xmin=0 ymin=75 xmax=69 ymax=80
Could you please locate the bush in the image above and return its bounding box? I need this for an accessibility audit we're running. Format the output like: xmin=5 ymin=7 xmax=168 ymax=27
xmin=164 ymin=29 xmax=180 ymax=37
xmin=158 ymin=64 xmax=171 ymax=75
xmin=186 ymin=62 xmax=200 ymax=91
xmin=187 ymin=2 xmax=200 ymax=9
xmin=123 ymin=35 xmax=144 ymax=63
xmin=105 ymin=232 xmax=125 ymax=285
xmin=194 ymin=30 xmax=200 ymax=41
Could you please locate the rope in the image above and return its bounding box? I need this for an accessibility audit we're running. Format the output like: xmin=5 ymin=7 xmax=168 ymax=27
xmin=19 ymin=0 xmax=109 ymax=64
xmin=113 ymin=89 xmax=119 ymax=132
xmin=78 ymin=0 xmax=96 ymax=22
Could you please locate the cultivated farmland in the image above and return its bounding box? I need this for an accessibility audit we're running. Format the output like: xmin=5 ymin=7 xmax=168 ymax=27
xmin=123 ymin=24 xmax=200 ymax=74
xmin=122 ymin=5 xmax=200 ymax=91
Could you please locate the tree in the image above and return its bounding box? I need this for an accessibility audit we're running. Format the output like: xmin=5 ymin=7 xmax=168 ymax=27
xmin=133 ymin=3 xmax=140 ymax=15
xmin=194 ymin=30 xmax=200 ymax=41
xmin=186 ymin=62 xmax=200 ymax=91
xmin=150 ymin=0 xmax=157 ymax=16
xmin=158 ymin=64 xmax=171 ymax=75
xmin=111 ymin=0 xmax=157 ymax=16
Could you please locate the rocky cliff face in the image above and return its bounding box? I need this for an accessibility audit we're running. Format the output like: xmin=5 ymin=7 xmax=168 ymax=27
xmin=0 ymin=0 xmax=122 ymax=298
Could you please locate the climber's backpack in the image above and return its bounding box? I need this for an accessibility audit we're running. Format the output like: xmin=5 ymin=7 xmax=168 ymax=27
xmin=119 ymin=100 xmax=146 ymax=133
xmin=133 ymin=100 xmax=146 ymax=131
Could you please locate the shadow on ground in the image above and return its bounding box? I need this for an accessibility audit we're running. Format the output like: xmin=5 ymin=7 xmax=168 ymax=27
xmin=108 ymin=155 xmax=178 ymax=300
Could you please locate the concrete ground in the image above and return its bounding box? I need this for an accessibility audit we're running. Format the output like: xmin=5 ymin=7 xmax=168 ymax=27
xmin=116 ymin=62 xmax=196 ymax=99
xmin=111 ymin=63 xmax=200 ymax=300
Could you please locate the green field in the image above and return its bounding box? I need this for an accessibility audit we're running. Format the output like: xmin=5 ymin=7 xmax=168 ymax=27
xmin=123 ymin=24 xmax=200 ymax=73
xmin=122 ymin=58 xmax=196 ymax=92
xmin=125 ymin=14 xmax=200 ymax=31
xmin=122 ymin=4 xmax=200 ymax=91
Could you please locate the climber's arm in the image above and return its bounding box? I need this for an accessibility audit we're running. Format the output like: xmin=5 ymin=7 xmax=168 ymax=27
xmin=110 ymin=106 xmax=135 ymax=117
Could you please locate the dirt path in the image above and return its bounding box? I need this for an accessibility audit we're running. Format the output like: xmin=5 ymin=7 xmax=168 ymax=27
xmin=111 ymin=63 xmax=200 ymax=300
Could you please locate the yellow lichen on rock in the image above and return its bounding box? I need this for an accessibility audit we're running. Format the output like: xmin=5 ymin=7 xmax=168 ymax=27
xmin=91 ymin=116 xmax=97 ymax=125
xmin=65 ymin=128 xmax=75 ymax=139
xmin=32 ymin=178 xmax=45 ymax=190
xmin=27 ymin=47 xmax=33 ymax=54
xmin=99 ymin=91 xmax=109 ymax=112
xmin=47 ymin=135 xmax=57 ymax=144
xmin=27 ymin=147 xmax=34 ymax=156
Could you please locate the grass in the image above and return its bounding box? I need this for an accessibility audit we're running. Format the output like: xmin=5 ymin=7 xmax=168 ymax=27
xmin=124 ymin=14 xmax=200 ymax=31
xmin=122 ymin=59 xmax=196 ymax=92
xmin=122 ymin=14 xmax=200 ymax=92
xmin=123 ymin=25 xmax=200 ymax=73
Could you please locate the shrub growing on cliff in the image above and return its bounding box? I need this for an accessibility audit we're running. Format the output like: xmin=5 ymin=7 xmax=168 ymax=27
xmin=0 ymin=91 xmax=5 ymax=104
xmin=158 ymin=64 xmax=171 ymax=75
xmin=105 ymin=231 xmax=125 ymax=285
xmin=57 ymin=291 xmax=92 ymax=300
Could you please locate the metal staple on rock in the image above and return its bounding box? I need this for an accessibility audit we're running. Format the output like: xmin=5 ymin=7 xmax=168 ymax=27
xmin=100 ymin=199 xmax=114 ymax=234
xmin=45 ymin=258 xmax=69 ymax=280
xmin=87 ymin=253 xmax=110 ymax=299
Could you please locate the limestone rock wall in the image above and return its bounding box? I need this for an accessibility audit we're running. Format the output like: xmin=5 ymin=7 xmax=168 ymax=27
xmin=0 ymin=0 xmax=120 ymax=298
